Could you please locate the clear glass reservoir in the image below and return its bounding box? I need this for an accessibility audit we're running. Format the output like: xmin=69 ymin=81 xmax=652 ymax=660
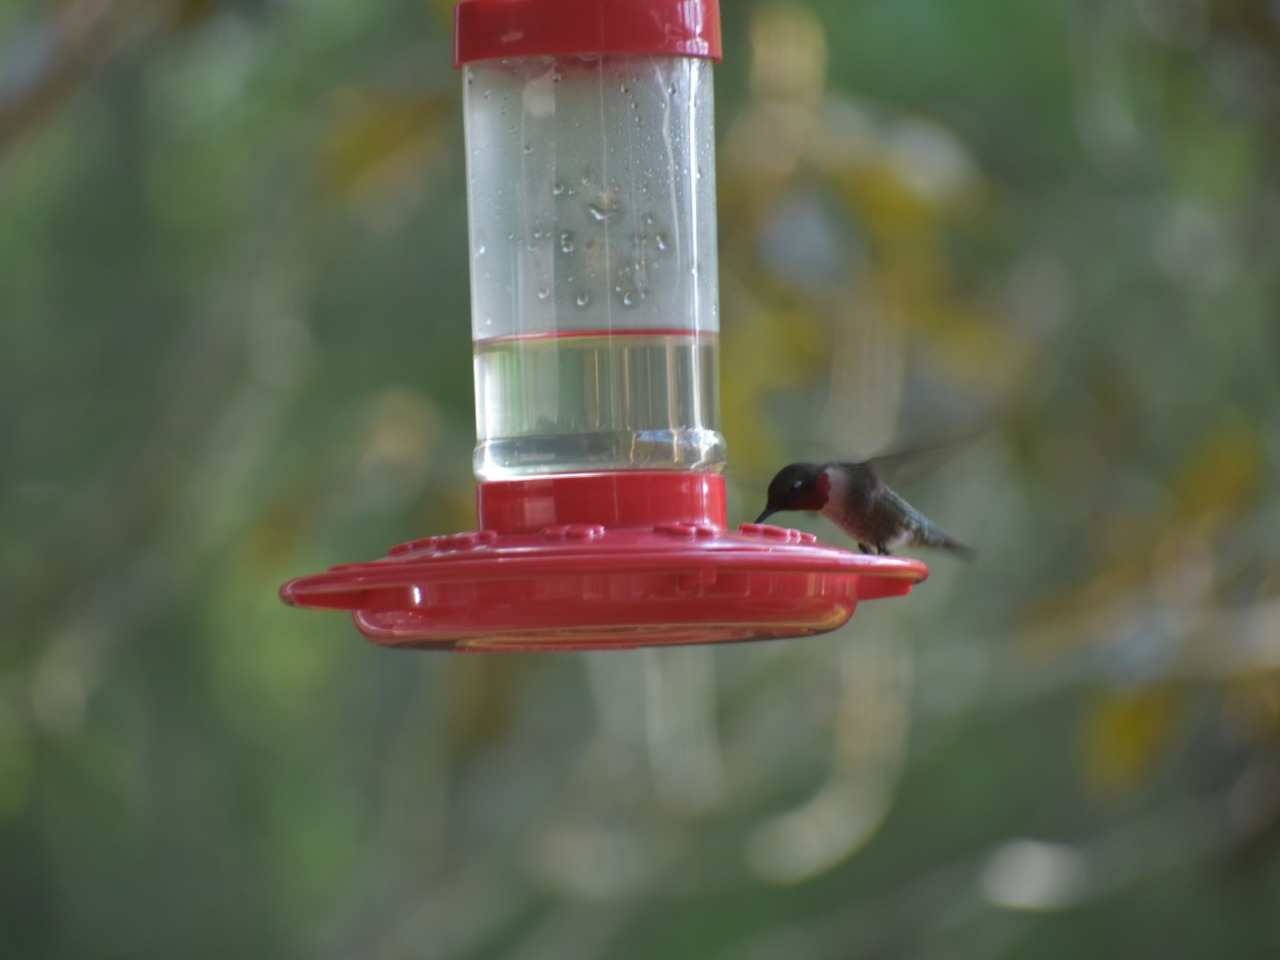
xmin=464 ymin=54 xmax=725 ymax=479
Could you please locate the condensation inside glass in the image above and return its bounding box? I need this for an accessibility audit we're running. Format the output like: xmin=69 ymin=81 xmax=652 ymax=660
xmin=463 ymin=55 xmax=719 ymax=340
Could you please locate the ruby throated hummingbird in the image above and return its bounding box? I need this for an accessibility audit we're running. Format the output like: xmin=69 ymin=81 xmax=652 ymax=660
xmin=754 ymin=458 xmax=976 ymax=560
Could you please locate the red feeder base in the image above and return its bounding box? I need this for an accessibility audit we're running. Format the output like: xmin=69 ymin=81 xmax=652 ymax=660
xmin=279 ymin=473 xmax=927 ymax=652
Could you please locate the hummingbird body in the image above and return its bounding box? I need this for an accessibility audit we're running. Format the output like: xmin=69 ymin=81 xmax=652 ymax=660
xmin=755 ymin=460 xmax=975 ymax=560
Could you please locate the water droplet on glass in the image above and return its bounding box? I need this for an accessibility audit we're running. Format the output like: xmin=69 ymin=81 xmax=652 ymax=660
xmin=559 ymin=231 xmax=575 ymax=254
xmin=643 ymin=213 xmax=655 ymax=227
xmin=655 ymin=233 xmax=668 ymax=252
xmin=587 ymin=204 xmax=613 ymax=223
xmin=619 ymin=84 xmax=629 ymax=94
xmin=553 ymin=181 xmax=565 ymax=197
xmin=622 ymin=291 xmax=636 ymax=307
xmin=537 ymin=287 xmax=550 ymax=300
xmin=575 ymin=292 xmax=590 ymax=307
xmin=477 ymin=244 xmax=486 ymax=256
xmin=522 ymin=143 xmax=533 ymax=155
xmin=552 ymin=71 xmax=562 ymax=83
xmin=668 ymin=82 xmax=678 ymax=96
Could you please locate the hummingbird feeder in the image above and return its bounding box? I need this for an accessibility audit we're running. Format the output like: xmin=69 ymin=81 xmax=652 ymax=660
xmin=279 ymin=0 xmax=928 ymax=651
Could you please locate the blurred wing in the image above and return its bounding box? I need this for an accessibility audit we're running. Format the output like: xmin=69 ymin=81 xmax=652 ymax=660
xmin=864 ymin=425 xmax=994 ymax=485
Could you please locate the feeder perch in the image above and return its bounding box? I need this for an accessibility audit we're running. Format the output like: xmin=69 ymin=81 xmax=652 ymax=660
xmin=280 ymin=0 xmax=927 ymax=651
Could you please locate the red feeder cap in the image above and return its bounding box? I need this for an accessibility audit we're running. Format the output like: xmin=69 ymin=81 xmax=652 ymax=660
xmin=280 ymin=473 xmax=928 ymax=653
xmin=454 ymin=0 xmax=723 ymax=66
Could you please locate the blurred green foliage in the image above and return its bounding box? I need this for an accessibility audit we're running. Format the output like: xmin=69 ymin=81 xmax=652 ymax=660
xmin=3 ymin=0 xmax=1280 ymax=957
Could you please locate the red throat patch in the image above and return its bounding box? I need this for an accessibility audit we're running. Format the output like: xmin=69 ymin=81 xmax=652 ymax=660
xmin=810 ymin=471 xmax=832 ymax=510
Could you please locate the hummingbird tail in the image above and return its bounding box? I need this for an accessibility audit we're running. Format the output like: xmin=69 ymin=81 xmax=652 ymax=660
xmin=919 ymin=522 xmax=977 ymax=563
xmin=940 ymin=538 xmax=978 ymax=563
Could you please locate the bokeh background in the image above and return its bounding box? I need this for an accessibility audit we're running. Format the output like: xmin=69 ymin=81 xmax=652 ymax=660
xmin=4 ymin=0 xmax=1280 ymax=956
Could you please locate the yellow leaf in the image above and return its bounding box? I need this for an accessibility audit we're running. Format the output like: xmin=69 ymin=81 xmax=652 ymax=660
xmin=317 ymin=90 xmax=452 ymax=204
xmin=1168 ymin=416 xmax=1265 ymax=524
xmin=1083 ymin=686 xmax=1184 ymax=794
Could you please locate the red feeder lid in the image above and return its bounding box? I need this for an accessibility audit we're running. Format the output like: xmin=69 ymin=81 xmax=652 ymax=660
xmin=280 ymin=473 xmax=928 ymax=652
xmin=454 ymin=0 xmax=723 ymax=66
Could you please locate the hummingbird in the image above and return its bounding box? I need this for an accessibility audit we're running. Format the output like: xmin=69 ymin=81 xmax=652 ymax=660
xmin=754 ymin=458 xmax=976 ymax=560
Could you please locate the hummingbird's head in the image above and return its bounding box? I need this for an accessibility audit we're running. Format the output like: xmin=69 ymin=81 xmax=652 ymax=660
xmin=754 ymin=463 xmax=831 ymax=524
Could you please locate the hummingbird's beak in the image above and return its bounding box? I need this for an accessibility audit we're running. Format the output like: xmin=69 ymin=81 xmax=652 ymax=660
xmin=754 ymin=507 xmax=776 ymax=524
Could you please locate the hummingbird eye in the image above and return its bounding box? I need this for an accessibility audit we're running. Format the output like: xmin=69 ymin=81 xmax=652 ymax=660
xmin=790 ymin=480 xmax=803 ymax=492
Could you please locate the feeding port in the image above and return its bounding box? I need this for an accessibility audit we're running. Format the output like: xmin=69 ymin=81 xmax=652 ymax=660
xmin=279 ymin=0 xmax=927 ymax=651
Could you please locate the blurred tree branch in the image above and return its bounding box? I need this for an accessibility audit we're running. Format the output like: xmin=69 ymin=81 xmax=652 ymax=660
xmin=0 ymin=0 xmax=179 ymax=161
